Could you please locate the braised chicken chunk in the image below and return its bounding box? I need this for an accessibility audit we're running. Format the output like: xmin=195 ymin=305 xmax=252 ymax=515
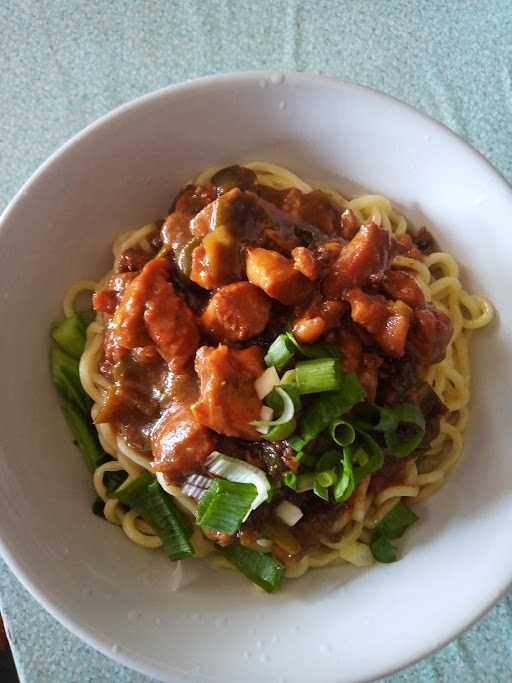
xmin=192 ymin=345 xmax=265 ymax=439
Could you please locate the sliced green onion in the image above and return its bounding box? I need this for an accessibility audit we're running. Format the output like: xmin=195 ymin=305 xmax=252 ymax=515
xmin=352 ymin=403 xmax=398 ymax=433
xmin=375 ymin=502 xmax=419 ymax=540
xmin=267 ymin=478 xmax=282 ymax=502
xmin=252 ymin=386 xmax=295 ymax=429
xmin=294 ymin=450 xmax=306 ymax=463
xmin=295 ymin=358 xmax=343 ymax=394
xmin=370 ymin=535 xmax=398 ymax=563
xmin=385 ymin=402 xmax=425 ymax=458
xmin=353 ymin=447 xmax=369 ymax=466
xmin=299 ymin=374 xmax=364 ymax=447
xmin=353 ymin=431 xmax=384 ymax=483
xmin=286 ymin=331 xmax=339 ymax=359
xmin=266 ymin=416 xmax=297 ymax=442
xmin=296 ymin=472 xmax=316 ymax=492
xmin=313 ymin=479 xmax=329 ymax=501
xmin=50 ymin=315 xmax=87 ymax=359
xmin=334 ymin=447 xmax=355 ymax=502
xmin=114 ymin=474 xmax=194 ymax=560
xmin=280 ymin=369 xmax=297 ymax=385
xmin=112 ymin=471 xmax=155 ymax=502
xmin=103 ymin=469 xmax=129 ymax=495
xmin=221 ymin=543 xmax=285 ymax=593
xmin=264 ymin=333 xmax=296 ymax=369
xmin=269 ymin=382 xmax=302 ymax=412
xmin=197 ymin=479 xmax=257 ymax=535
xmin=282 ymin=471 xmax=297 ymax=489
xmin=49 ymin=347 xmax=91 ymax=415
xmin=284 ymin=471 xmax=315 ymax=492
xmin=288 ymin=435 xmax=306 ymax=452
xmin=315 ymin=450 xmax=340 ymax=472
xmin=330 ymin=419 xmax=356 ymax=447
xmin=206 ymin=451 xmax=270 ymax=509
xmin=315 ymin=469 xmax=338 ymax=488
xmin=61 ymin=401 xmax=106 ymax=473
xmin=393 ymin=402 xmax=426 ymax=429
xmin=300 ymin=392 xmax=347 ymax=446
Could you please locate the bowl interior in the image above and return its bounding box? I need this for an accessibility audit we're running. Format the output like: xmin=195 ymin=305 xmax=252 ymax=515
xmin=0 ymin=72 xmax=511 ymax=683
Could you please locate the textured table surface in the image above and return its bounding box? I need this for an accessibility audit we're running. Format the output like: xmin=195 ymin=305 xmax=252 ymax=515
xmin=1 ymin=1 xmax=511 ymax=681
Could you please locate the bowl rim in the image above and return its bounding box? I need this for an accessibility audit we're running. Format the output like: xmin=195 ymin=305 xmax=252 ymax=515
xmin=0 ymin=69 xmax=511 ymax=683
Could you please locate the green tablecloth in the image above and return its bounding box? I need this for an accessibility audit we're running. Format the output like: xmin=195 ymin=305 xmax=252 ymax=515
xmin=1 ymin=1 xmax=511 ymax=681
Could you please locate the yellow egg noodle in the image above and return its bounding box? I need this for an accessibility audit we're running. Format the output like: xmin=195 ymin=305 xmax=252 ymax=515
xmin=64 ymin=163 xmax=493 ymax=580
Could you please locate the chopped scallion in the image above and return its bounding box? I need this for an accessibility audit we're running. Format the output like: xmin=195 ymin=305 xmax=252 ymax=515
xmin=266 ymin=416 xmax=297 ymax=441
xmin=375 ymin=502 xmax=419 ymax=540
xmin=286 ymin=331 xmax=339 ymax=359
xmin=282 ymin=471 xmax=297 ymax=489
xmin=313 ymin=479 xmax=329 ymax=501
xmin=252 ymin=386 xmax=295 ymax=429
xmin=315 ymin=469 xmax=338 ymax=488
xmin=49 ymin=347 xmax=91 ymax=415
xmin=50 ymin=315 xmax=87 ymax=360
xmin=330 ymin=419 xmax=356 ymax=447
xmin=295 ymin=358 xmax=342 ymax=394
xmin=61 ymin=401 xmax=106 ymax=473
xmin=385 ymin=402 xmax=426 ymax=458
xmin=197 ymin=479 xmax=257 ymax=534
xmin=264 ymin=333 xmax=296 ymax=369
xmin=352 ymin=431 xmax=384 ymax=483
xmin=221 ymin=543 xmax=285 ymax=593
xmin=114 ymin=474 xmax=194 ymax=560
xmin=334 ymin=447 xmax=355 ymax=502
xmin=370 ymin=535 xmax=397 ymax=563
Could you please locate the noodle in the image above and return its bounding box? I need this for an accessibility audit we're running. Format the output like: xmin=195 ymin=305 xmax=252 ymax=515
xmin=62 ymin=161 xmax=493 ymax=578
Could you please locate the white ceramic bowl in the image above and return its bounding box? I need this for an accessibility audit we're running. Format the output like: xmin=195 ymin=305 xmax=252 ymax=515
xmin=0 ymin=72 xmax=510 ymax=683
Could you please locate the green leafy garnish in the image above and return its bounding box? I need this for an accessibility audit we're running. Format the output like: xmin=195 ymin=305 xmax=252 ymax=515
xmin=197 ymin=479 xmax=257 ymax=534
xmin=221 ymin=544 xmax=285 ymax=593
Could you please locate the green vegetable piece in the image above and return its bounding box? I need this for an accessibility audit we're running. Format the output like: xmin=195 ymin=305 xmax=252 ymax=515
xmin=282 ymin=471 xmax=297 ymax=489
xmin=375 ymin=502 xmax=419 ymax=540
xmin=221 ymin=543 xmax=285 ymax=593
xmin=352 ymin=403 xmax=398 ymax=433
xmin=370 ymin=535 xmax=398 ymax=563
xmin=266 ymin=416 xmax=297 ymax=442
xmin=300 ymin=392 xmax=349 ymax=446
xmin=113 ymin=471 xmax=155 ymax=503
xmin=283 ymin=472 xmax=315 ymax=493
xmin=49 ymin=346 xmax=91 ymax=415
xmin=115 ymin=474 xmax=194 ymax=560
xmin=286 ymin=331 xmax=340 ymax=359
xmin=264 ymin=333 xmax=296 ymax=369
xmin=385 ymin=402 xmax=426 ymax=458
xmin=334 ymin=447 xmax=356 ymax=502
xmin=197 ymin=479 xmax=257 ymax=535
xmin=103 ymin=469 xmax=129 ymax=496
xmin=61 ymin=402 xmax=106 ymax=473
xmin=353 ymin=431 xmax=384 ymax=483
xmin=315 ymin=449 xmax=340 ymax=472
xmin=330 ymin=419 xmax=356 ymax=447
xmin=50 ymin=316 xmax=87 ymax=359
xmin=295 ymin=358 xmax=342 ymax=394
xmin=266 ymin=383 xmax=302 ymax=413
xmin=315 ymin=469 xmax=338 ymax=488
xmin=288 ymin=435 xmax=306 ymax=452
xmin=313 ymin=479 xmax=329 ymax=501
